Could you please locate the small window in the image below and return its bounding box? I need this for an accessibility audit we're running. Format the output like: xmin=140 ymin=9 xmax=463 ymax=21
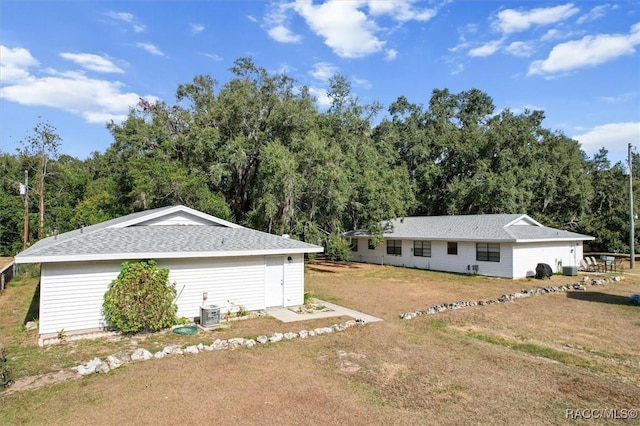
xmin=368 ymin=239 xmax=375 ymax=250
xmin=387 ymin=240 xmax=402 ymax=256
xmin=413 ymin=241 xmax=431 ymax=257
xmin=477 ymin=243 xmax=500 ymax=262
xmin=447 ymin=242 xmax=458 ymax=255
xmin=350 ymin=239 xmax=358 ymax=252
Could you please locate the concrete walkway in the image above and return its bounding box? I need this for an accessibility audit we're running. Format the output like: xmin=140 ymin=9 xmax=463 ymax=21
xmin=267 ymin=300 xmax=383 ymax=324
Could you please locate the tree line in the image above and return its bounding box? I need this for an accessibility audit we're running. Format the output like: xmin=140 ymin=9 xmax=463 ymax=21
xmin=0 ymin=57 xmax=636 ymax=258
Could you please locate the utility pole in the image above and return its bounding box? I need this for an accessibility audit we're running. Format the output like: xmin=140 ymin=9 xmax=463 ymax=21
xmin=21 ymin=170 xmax=29 ymax=250
xmin=629 ymin=143 xmax=635 ymax=269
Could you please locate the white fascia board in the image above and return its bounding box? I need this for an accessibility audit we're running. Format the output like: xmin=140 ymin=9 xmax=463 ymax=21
xmin=514 ymin=237 xmax=595 ymax=243
xmin=14 ymin=246 xmax=325 ymax=264
xmin=505 ymin=214 xmax=542 ymax=228
xmin=111 ymin=205 xmax=243 ymax=229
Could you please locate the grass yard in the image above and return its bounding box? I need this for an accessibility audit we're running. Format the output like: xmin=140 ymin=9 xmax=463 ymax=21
xmin=1 ymin=262 xmax=639 ymax=425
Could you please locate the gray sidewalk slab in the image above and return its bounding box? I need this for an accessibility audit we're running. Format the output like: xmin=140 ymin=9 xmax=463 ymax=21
xmin=267 ymin=300 xmax=383 ymax=324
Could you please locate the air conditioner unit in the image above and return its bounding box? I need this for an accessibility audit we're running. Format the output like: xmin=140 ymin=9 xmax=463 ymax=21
xmin=200 ymin=304 xmax=220 ymax=327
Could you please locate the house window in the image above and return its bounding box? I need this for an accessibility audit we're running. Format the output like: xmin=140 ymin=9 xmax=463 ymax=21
xmin=350 ymin=239 xmax=358 ymax=252
xmin=413 ymin=241 xmax=431 ymax=257
xmin=368 ymin=239 xmax=375 ymax=250
xmin=447 ymin=242 xmax=458 ymax=255
xmin=476 ymin=243 xmax=500 ymax=262
xmin=387 ymin=240 xmax=402 ymax=256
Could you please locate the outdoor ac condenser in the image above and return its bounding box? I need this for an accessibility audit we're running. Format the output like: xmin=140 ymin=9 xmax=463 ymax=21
xmin=200 ymin=304 xmax=220 ymax=327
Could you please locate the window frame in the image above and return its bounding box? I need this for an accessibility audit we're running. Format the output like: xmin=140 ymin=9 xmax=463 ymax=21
xmin=447 ymin=242 xmax=458 ymax=255
xmin=368 ymin=239 xmax=375 ymax=250
xmin=476 ymin=242 xmax=500 ymax=262
xmin=386 ymin=240 xmax=402 ymax=256
xmin=413 ymin=240 xmax=431 ymax=257
xmin=350 ymin=238 xmax=358 ymax=252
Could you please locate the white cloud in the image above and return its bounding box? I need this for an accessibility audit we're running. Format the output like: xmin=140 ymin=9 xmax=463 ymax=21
xmin=0 ymin=46 xmax=153 ymax=125
xmin=200 ymin=52 xmax=223 ymax=61
xmin=247 ymin=15 xmax=258 ymax=23
xmin=0 ymin=45 xmax=39 ymax=82
xmin=597 ymin=92 xmax=637 ymax=103
xmin=367 ymin=0 xmax=437 ymax=22
xmin=308 ymin=86 xmax=331 ymax=108
xmin=190 ymin=23 xmax=205 ymax=34
xmin=573 ymin=122 xmax=640 ymax=160
xmin=469 ymin=40 xmax=503 ymax=57
xmin=493 ymin=4 xmax=579 ymax=34
xmin=106 ymin=11 xmax=134 ymax=22
xmin=106 ymin=11 xmax=145 ymax=33
xmin=136 ymin=42 xmax=165 ymax=57
xmin=504 ymin=41 xmax=534 ymax=57
xmin=528 ymin=23 xmax=640 ymax=76
xmin=60 ymin=53 xmax=124 ymax=73
xmin=309 ymin=62 xmax=339 ymax=82
xmin=268 ymin=25 xmax=302 ymax=43
xmin=265 ymin=0 xmax=437 ymax=59
xmin=352 ymin=76 xmax=371 ymax=89
xmin=265 ymin=2 xmax=302 ymax=44
xmin=577 ymin=4 xmax=616 ymax=25
xmin=385 ymin=48 xmax=398 ymax=61
xmin=294 ymin=0 xmax=384 ymax=58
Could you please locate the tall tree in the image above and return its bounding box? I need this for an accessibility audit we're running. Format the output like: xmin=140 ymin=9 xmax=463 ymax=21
xmin=19 ymin=121 xmax=61 ymax=239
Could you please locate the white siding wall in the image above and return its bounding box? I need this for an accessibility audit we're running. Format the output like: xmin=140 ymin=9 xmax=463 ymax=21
xmin=349 ymin=237 xmax=515 ymax=279
xmin=40 ymin=261 xmax=120 ymax=335
xmin=39 ymin=254 xmax=309 ymax=336
xmin=163 ymin=257 xmax=265 ymax=320
xmin=512 ymin=241 xmax=583 ymax=279
xmin=283 ymin=254 xmax=304 ymax=307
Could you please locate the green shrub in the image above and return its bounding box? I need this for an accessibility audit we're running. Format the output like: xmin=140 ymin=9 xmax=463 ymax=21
xmin=103 ymin=260 xmax=178 ymax=334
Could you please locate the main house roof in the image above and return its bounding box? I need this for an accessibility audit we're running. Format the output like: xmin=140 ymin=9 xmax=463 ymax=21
xmin=343 ymin=214 xmax=594 ymax=243
xmin=16 ymin=205 xmax=323 ymax=264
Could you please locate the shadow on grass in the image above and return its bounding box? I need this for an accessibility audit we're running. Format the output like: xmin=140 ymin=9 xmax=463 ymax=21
xmin=307 ymin=266 xmax=337 ymax=274
xmin=23 ymin=281 xmax=40 ymax=324
xmin=566 ymin=291 xmax=634 ymax=306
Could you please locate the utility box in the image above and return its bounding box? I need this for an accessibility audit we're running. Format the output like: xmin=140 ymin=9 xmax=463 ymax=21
xmin=200 ymin=304 xmax=220 ymax=327
xmin=563 ymin=266 xmax=578 ymax=276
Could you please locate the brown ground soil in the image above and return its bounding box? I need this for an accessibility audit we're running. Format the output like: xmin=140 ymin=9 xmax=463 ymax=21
xmin=1 ymin=262 xmax=639 ymax=425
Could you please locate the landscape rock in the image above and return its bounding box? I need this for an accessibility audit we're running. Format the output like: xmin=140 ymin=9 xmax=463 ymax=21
xmin=163 ymin=345 xmax=183 ymax=355
xmin=106 ymin=355 xmax=123 ymax=369
xmin=298 ymin=330 xmax=309 ymax=339
xmin=256 ymin=335 xmax=268 ymax=344
xmin=75 ymin=357 xmax=103 ymax=376
xmin=154 ymin=351 xmax=166 ymax=359
xmin=131 ymin=348 xmax=153 ymax=361
xmin=284 ymin=332 xmax=297 ymax=340
xmin=269 ymin=333 xmax=283 ymax=343
xmin=25 ymin=321 xmax=37 ymax=331
xmin=183 ymin=345 xmax=199 ymax=354
xmin=95 ymin=361 xmax=110 ymax=374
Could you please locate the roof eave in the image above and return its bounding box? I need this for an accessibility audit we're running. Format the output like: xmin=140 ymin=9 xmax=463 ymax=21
xmin=15 ymin=246 xmax=325 ymax=264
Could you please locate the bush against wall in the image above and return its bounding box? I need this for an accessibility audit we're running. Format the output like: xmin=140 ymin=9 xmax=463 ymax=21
xmin=103 ymin=260 xmax=178 ymax=334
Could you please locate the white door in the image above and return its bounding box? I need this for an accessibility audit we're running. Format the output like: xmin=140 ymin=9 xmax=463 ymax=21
xmin=265 ymin=256 xmax=284 ymax=307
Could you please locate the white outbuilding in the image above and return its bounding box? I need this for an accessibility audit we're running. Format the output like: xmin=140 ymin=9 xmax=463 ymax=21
xmin=343 ymin=214 xmax=594 ymax=279
xmin=15 ymin=205 xmax=323 ymax=343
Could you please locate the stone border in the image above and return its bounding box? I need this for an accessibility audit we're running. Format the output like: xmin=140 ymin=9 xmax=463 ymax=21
xmin=72 ymin=319 xmax=365 ymax=376
xmin=399 ymin=276 xmax=624 ymax=320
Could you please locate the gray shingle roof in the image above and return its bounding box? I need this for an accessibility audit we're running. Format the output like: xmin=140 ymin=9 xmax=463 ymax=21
xmin=343 ymin=214 xmax=593 ymax=242
xmin=16 ymin=205 xmax=323 ymax=263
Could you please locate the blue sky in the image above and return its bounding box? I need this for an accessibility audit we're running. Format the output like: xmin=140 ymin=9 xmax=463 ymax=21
xmin=1 ymin=1 xmax=639 ymax=165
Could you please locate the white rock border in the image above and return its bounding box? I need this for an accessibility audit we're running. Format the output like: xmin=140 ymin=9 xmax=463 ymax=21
xmin=72 ymin=319 xmax=361 ymax=376
xmin=399 ymin=276 xmax=624 ymax=320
